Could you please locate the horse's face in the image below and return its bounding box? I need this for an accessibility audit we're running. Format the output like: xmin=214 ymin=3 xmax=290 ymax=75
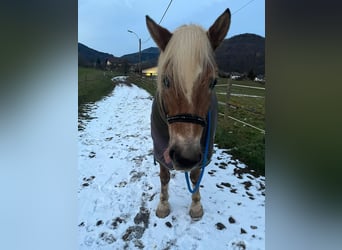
xmin=161 ymin=66 xmax=215 ymax=171
xmin=147 ymin=10 xmax=230 ymax=171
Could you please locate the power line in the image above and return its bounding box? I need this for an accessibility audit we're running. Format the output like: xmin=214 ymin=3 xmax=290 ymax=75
xmin=143 ymin=0 xmax=256 ymax=44
xmin=159 ymin=0 xmax=173 ymax=24
xmin=232 ymin=0 xmax=256 ymax=15
xmin=142 ymin=0 xmax=174 ymax=44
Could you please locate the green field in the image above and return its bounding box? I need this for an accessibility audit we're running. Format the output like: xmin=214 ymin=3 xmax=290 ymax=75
xmin=78 ymin=67 xmax=122 ymax=105
xmin=212 ymin=78 xmax=265 ymax=174
xmin=78 ymin=67 xmax=265 ymax=175
xmin=78 ymin=67 xmax=123 ymax=130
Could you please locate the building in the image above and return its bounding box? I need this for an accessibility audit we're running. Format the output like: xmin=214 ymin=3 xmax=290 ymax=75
xmin=142 ymin=66 xmax=158 ymax=77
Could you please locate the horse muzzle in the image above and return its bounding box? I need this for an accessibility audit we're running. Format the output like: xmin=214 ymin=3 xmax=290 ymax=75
xmin=168 ymin=144 xmax=202 ymax=171
xmin=166 ymin=113 xmax=207 ymax=171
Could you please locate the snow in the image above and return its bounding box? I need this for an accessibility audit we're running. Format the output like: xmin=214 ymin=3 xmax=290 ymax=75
xmin=111 ymin=76 xmax=129 ymax=82
xmin=78 ymin=78 xmax=265 ymax=249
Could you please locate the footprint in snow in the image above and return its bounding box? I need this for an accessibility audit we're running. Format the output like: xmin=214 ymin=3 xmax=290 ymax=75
xmin=81 ymin=176 xmax=95 ymax=187
xmin=98 ymin=232 xmax=116 ymax=244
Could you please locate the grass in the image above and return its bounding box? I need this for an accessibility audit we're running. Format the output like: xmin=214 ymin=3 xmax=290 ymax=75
xmin=78 ymin=67 xmax=265 ymax=175
xmin=215 ymin=78 xmax=265 ymax=174
xmin=78 ymin=67 xmax=122 ymax=105
xmin=126 ymin=74 xmax=158 ymax=95
xmin=78 ymin=67 xmax=123 ymax=130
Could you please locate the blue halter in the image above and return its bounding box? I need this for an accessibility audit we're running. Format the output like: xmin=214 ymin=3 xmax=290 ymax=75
xmin=184 ymin=111 xmax=211 ymax=193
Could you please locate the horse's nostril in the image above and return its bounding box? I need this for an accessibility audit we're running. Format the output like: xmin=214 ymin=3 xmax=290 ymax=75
xmin=169 ymin=148 xmax=175 ymax=160
xmin=175 ymin=151 xmax=202 ymax=168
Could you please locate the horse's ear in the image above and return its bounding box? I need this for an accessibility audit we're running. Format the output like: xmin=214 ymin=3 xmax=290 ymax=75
xmin=146 ymin=15 xmax=172 ymax=51
xmin=207 ymin=8 xmax=231 ymax=50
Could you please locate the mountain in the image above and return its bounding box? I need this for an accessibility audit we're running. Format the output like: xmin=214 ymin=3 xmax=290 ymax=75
xmin=78 ymin=33 xmax=264 ymax=74
xmin=118 ymin=34 xmax=265 ymax=75
xmin=120 ymin=47 xmax=159 ymax=69
xmin=215 ymin=33 xmax=265 ymax=75
xmin=78 ymin=43 xmax=121 ymax=67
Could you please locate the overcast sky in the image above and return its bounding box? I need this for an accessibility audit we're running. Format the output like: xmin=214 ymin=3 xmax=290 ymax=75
xmin=78 ymin=0 xmax=265 ymax=57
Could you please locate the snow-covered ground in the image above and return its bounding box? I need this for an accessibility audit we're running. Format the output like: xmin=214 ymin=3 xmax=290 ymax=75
xmin=78 ymin=77 xmax=265 ymax=250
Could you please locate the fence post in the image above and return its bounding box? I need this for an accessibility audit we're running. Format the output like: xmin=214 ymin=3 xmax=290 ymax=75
xmin=224 ymin=77 xmax=232 ymax=121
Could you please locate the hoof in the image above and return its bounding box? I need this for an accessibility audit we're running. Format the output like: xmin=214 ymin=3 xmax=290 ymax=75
xmin=156 ymin=202 xmax=170 ymax=218
xmin=189 ymin=202 xmax=203 ymax=219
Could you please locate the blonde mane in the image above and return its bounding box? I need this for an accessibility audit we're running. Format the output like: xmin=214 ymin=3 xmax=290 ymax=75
xmin=157 ymin=25 xmax=217 ymax=103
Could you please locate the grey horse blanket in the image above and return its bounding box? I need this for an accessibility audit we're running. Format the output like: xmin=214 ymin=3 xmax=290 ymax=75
xmin=151 ymin=92 xmax=218 ymax=170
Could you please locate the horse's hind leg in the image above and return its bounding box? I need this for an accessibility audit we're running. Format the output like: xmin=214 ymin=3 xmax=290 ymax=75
xmin=156 ymin=164 xmax=170 ymax=218
xmin=189 ymin=168 xmax=204 ymax=219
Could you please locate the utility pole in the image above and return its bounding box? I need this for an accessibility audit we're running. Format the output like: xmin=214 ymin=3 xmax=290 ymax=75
xmin=138 ymin=38 xmax=141 ymax=75
xmin=128 ymin=30 xmax=142 ymax=75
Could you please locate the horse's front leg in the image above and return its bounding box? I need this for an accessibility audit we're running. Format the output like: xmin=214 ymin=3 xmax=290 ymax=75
xmin=156 ymin=164 xmax=170 ymax=218
xmin=189 ymin=168 xmax=204 ymax=219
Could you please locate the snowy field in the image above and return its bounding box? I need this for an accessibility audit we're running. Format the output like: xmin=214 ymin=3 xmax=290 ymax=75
xmin=78 ymin=76 xmax=265 ymax=250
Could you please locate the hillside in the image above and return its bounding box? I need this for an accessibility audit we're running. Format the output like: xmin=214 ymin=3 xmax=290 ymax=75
xmin=120 ymin=47 xmax=159 ymax=69
xmin=215 ymin=33 xmax=265 ymax=75
xmin=78 ymin=33 xmax=265 ymax=74
xmin=78 ymin=43 xmax=121 ymax=67
xmin=117 ymin=33 xmax=265 ymax=74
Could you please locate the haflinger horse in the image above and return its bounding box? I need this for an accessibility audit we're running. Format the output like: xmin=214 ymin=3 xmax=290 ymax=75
xmin=146 ymin=9 xmax=231 ymax=219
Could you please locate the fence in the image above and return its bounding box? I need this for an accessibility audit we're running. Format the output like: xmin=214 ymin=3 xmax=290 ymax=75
xmin=217 ymin=78 xmax=265 ymax=134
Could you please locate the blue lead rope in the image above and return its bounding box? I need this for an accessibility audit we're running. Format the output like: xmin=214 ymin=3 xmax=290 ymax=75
xmin=184 ymin=111 xmax=211 ymax=193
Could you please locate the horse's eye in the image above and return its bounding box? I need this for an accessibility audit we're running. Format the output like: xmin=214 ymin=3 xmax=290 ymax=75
xmin=210 ymin=78 xmax=217 ymax=89
xmin=163 ymin=76 xmax=170 ymax=88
